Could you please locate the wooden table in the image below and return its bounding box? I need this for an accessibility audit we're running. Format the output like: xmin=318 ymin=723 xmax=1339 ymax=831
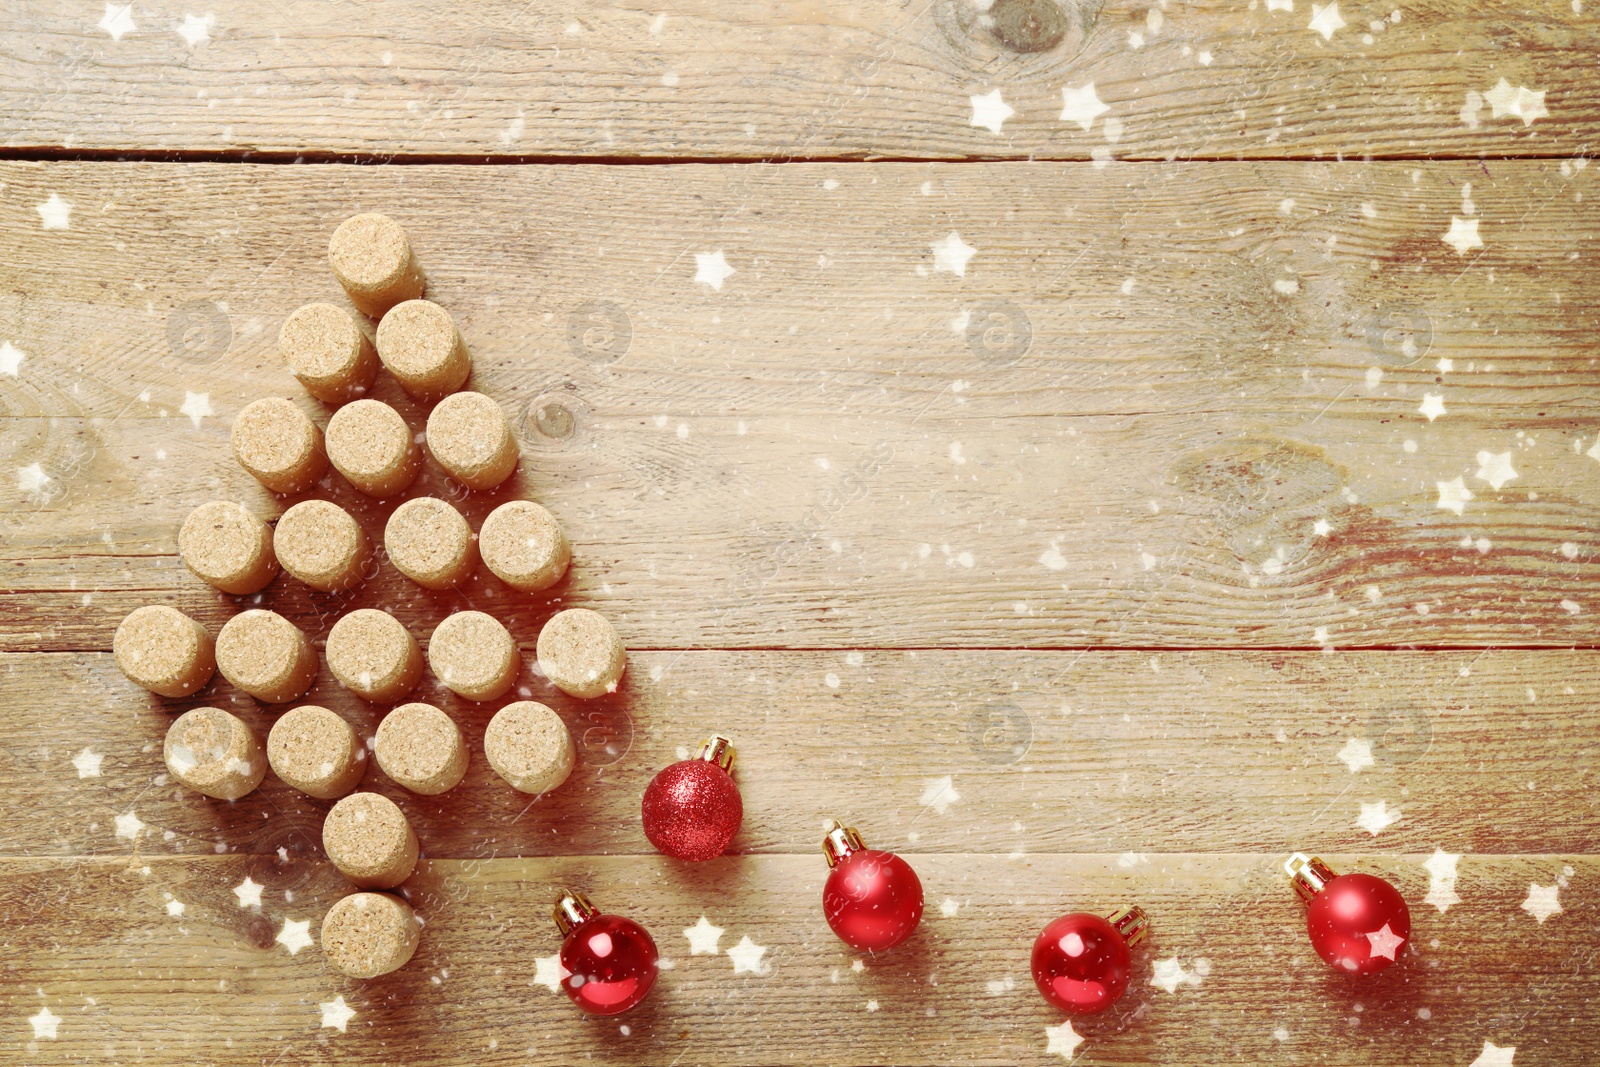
xmin=2 ymin=2 xmax=1597 ymax=1064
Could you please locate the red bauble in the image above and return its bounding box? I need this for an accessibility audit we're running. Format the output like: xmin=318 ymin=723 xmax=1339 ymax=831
xmin=821 ymin=822 xmax=923 ymax=952
xmin=1288 ymin=854 xmax=1410 ymax=975
xmin=641 ymin=736 xmax=742 ymax=862
xmin=554 ymin=892 xmax=659 ymax=1015
xmin=1031 ymin=907 xmax=1148 ymax=1015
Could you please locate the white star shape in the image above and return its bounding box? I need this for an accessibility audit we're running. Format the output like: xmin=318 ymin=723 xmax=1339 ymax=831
xmin=1442 ymin=217 xmax=1483 ymax=255
xmin=233 ymin=876 xmax=263 ymax=909
xmin=1484 ymin=78 xmax=1547 ymax=126
xmin=1587 ymin=436 xmax=1600 ymax=463
xmin=1521 ymin=883 xmax=1562 ymax=924
xmin=1308 ymin=2 xmax=1345 ymax=39
xmin=1313 ymin=518 xmax=1332 ymax=536
xmin=683 ymin=915 xmax=725 ymax=955
xmin=919 ymin=774 xmax=960 ymax=814
xmin=693 ymin=250 xmax=735 ymax=291
xmin=29 ymin=1006 xmax=60 ymax=1040
xmin=1423 ymin=848 xmax=1462 ymax=913
xmin=1266 ymin=0 xmax=1293 ymax=8
xmin=276 ymin=917 xmax=313 ymax=955
xmin=36 ymin=193 xmax=72 ymax=230
xmin=166 ymin=898 xmax=185 ymax=917
xmin=1418 ymin=393 xmax=1447 ymax=422
xmin=727 ymin=934 xmax=768 ymax=975
xmin=1059 ymin=82 xmax=1109 ymax=131
xmin=532 ymin=953 xmax=569 ymax=992
xmin=1436 ymin=476 xmax=1474 ymax=515
xmin=1150 ymin=956 xmax=1188 ymax=993
xmin=939 ymin=898 xmax=960 ymax=917
xmin=1364 ymin=922 xmax=1406 ymax=961
xmin=177 ymin=13 xmax=212 ymax=46
xmin=1336 ymin=737 xmax=1374 ymax=773
xmin=930 ymin=232 xmax=976 ymax=277
xmin=179 ymin=391 xmax=213 ymax=429
xmin=1475 ymin=450 xmax=1518 ymax=491
xmin=98 ymin=3 xmax=136 ymax=40
xmin=71 ymin=747 xmax=103 ymax=778
xmin=969 ymin=89 xmax=1015 ymax=135
xmin=1044 ymin=1020 xmax=1085 ymax=1061
xmin=1468 ymin=1040 xmax=1517 ymax=1067
xmin=1355 ymin=799 xmax=1401 ymax=835
xmin=320 ymin=995 xmax=356 ymax=1032
xmin=0 ymin=341 xmax=24 ymax=377
xmin=16 ymin=463 xmax=51 ymax=494
xmin=113 ymin=810 xmax=144 ymax=841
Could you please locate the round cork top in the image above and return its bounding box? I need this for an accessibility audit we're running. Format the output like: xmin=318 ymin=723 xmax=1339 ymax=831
xmin=325 ymin=399 xmax=414 ymax=484
xmin=323 ymin=792 xmax=417 ymax=885
xmin=329 ymin=214 xmax=413 ymax=293
xmin=484 ymin=701 xmax=574 ymax=795
xmin=375 ymin=300 xmax=458 ymax=376
xmin=178 ymin=501 xmax=277 ymax=593
xmin=374 ymin=702 xmax=468 ymax=794
xmin=113 ymin=606 xmax=213 ymax=696
xmin=536 ymin=608 xmax=623 ymax=696
xmin=216 ymin=610 xmax=309 ymax=692
xmin=275 ymin=500 xmax=369 ymax=589
xmin=426 ymin=391 xmax=516 ymax=486
xmin=279 ymin=303 xmax=372 ymax=400
xmin=231 ymin=398 xmax=324 ymax=492
xmin=385 ymin=497 xmax=476 ymax=589
xmin=321 ymin=892 xmax=420 ymax=978
xmin=163 ymin=707 xmax=263 ymax=800
xmin=428 ymin=611 xmax=517 ymax=698
xmin=479 ymin=500 xmax=568 ymax=591
xmin=326 ymin=610 xmax=418 ymax=699
xmin=268 ymin=705 xmax=363 ymax=798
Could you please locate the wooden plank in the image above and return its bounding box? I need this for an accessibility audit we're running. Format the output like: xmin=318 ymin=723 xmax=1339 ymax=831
xmin=6 ymin=649 xmax=1597 ymax=858
xmin=1 ymin=853 xmax=1591 ymax=1065
xmin=2 ymin=160 xmax=1598 ymax=648
xmin=2 ymin=0 xmax=1596 ymax=160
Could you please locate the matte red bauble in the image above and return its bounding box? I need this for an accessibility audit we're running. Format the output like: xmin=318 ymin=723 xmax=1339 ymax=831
xmin=553 ymin=890 xmax=659 ymax=1015
xmin=641 ymin=735 xmax=742 ymax=862
xmin=1031 ymin=905 xmax=1150 ymax=1015
xmin=1286 ymin=853 xmax=1410 ymax=975
xmin=821 ymin=821 xmax=924 ymax=952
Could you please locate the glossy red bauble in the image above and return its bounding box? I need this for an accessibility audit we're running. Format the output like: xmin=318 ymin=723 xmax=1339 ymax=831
xmin=1288 ymin=854 xmax=1410 ymax=976
xmin=821 ymin=822 xmax=923 ymax=952
xmin=554 ymin=892 xmax=659 ymax=1015
xmin=1031 ymin=909 xmax=1147 ymax=1015
xmin=641 ymin=736 xmax=742 ymax=862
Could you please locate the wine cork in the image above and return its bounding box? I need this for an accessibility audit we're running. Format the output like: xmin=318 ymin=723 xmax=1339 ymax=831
xmin=322 ymin=791 xmax=419 ymax=889
xmin=479 ymin=500 xmax=570 ymax=592
xmin=427 ymin=611 xmax=518 ymax=701
xmin=215 ymin=609 xmax=318 ymax=704
xmin=113 ymin=605 xmax=215 ymax=698
xmin=163 ymin=707 xmax=266 ymax=801
xmin=327 ymin=609 xmax=423 ymax=703
xmin=178 ymin=501 xmax=279 ymax=595
xmin=267 ymin=705 xmax=367 ymax=800
xmin=536 ymin=608 xmax=626 ymax=699
xmin=279 ymin=302 xmax=380 ymax=406
xmin=374 ymin=702 xmax=469 ymax=795
xmin=322 ymin=892 xmax=421 ymax=978
xmin=230 ymin=397 xmax=328 ymax=494
xmin=384 ymin=497 xmax=477 ymax=590
xmin=484 ymin=701 xmax=574 ymax=795
xmin=327 ymin=213 xmax=426 ymax=319
xmin=274 ymin=500 xmax=372 ymax=592
xmin=325 ymin=398 xmax=422 ymax=498
xmin=426 ymin=391 xmax=518 ymax=490
xmin=374 ymin=300 xmax=471 ymax=403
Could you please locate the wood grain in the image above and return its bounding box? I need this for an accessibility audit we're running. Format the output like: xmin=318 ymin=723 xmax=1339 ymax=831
xmin=1 ymin=853 xmax=1590 ymax=1065
xmin=2 ymin=0 xmax=1596 ymax=161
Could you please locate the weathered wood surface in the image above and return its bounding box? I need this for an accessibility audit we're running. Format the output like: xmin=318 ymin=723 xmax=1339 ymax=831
xmin=2 ymin=0 xmax=1596 ymax=161
xmin=3 ymin=160 xmax=1598 ymax=649
xmin=4 ymin=649 xmax=1598 ymax=859
xmin=1 ymin=853 xmax=1590 ymax=1065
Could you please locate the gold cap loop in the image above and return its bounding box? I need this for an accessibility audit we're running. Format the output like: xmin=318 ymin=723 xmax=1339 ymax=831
xmin=1285 ymin=852 xmax=1337 ymax=904
xmin=1105 ymin=904 xmax=1150 ymax=948
xmin=552 ymin=889 xmax=598 ymax=935
xmin=821 ymin=820 xmax=865 ymax=868
xmin=696 ymin=734 xmax=735 ymax=773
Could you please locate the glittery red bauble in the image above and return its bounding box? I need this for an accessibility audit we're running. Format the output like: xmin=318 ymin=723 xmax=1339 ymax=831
xmin=641 ymin=758 xmax=743 ymax=862
xmin=559 ymin=913 xmax=659 ymax=1015
xmin=823 ymin=849 xmax=924 ymax=952
xmin=1031 ymin=912 xmax=1133 ymax=1014
xmin=1305 ymin=872 xmax=1410 ymax=975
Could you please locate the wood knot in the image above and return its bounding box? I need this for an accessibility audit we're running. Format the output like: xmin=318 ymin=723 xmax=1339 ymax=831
xmin=932 ymin=0 xmax=1099 ymax=63
xmin=989 ymin=0 xmax=1070 ymax=52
